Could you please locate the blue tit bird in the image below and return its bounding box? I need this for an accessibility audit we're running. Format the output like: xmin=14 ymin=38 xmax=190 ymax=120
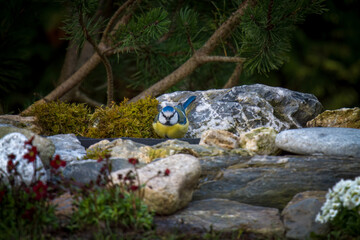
xmin=153 ymin=96 xmax=196 ymax=138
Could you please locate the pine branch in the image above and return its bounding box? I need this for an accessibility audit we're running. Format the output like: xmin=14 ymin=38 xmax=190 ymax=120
xmin=266 ymin=0 xmax=274 ymax=30
xmin=78 ymin=6 xmax=114 ymax=105
xmin=223 ymin=62 xmax=243 ymax=88
xmin=198 ymin=56 xmax=245 ymax=63
xmin=129 ymin=0 xmax=254 ymax=103
xmin=21 ymin=0 xmax=140 ymax=115
xmin=101 ymin=0 xmax=137 ymax=43
xmin=185 ymin=30 xmax=195 ymax=54
xmin=21 ymin=53 xmax=103 ymax=116
xmin=111 ymin=0 xmax=142 ymax=36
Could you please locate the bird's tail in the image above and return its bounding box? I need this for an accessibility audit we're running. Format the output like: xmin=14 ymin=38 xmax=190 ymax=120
xmin=182 ymin=95 xmax=196 ymax=110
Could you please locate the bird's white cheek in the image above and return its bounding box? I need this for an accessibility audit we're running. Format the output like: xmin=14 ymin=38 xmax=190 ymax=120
xmin=158 ymin=114 xmax=166 ymax=124
xmin=169 ymin=114 xmax=178 ymax=125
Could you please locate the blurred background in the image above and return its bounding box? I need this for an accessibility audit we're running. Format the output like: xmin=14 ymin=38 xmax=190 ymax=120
xmin=0 ymin=0 xmax=359 ymax=114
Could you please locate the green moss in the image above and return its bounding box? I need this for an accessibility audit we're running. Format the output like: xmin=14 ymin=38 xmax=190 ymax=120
xmin=25 ymin=96 xmax=159 ymax=138
xmin=83 ymin=147 xmax=112 ymax=160
xmin=86 ymin=96 xmax=159 ymax=138
xmin=29 ymin=100 xmax=91 ymax=136
xmin=147 ymin=148 xmax=170 ymax=162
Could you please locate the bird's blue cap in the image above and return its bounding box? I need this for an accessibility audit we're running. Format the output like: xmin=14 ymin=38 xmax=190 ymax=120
xmin=162 ymin=106 xmax=175 ymax=112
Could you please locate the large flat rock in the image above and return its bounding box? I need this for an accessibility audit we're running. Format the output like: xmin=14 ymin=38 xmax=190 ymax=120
xmin=193 ymin=155 xmax=360 ymax=209
xmin=155 ymin=198 xmax=284 ymax=238
xmin=276 ymin=127 xmax=360 ymax=157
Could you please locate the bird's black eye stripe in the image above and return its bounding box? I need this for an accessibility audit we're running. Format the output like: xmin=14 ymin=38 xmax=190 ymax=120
xmin=161 ymin=112 xmax=166 ymax=118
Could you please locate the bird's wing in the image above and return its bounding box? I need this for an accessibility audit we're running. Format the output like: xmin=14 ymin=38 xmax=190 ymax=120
xmin=175 ymin=107 xmax=187 ymax=125
xmin=182 ymin=96 xmax=196 ymax=110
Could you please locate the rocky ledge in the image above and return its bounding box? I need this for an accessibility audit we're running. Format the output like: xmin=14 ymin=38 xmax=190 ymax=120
xmin=1 ymin=84 xmax=359 ymax=239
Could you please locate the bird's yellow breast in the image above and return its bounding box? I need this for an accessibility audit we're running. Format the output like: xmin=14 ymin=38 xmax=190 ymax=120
xmin=152 ymin=121 xmax=189 ymax=138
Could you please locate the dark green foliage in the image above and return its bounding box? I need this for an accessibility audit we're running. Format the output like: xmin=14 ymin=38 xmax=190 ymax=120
xmin=68 ymin=155 xmax=155 ymax=235
xmin=0 ymin=140 xmax=61 ymax=239
xmin=0 ymin=185 xmax=59 ymax=239
xmin=0 ymin=138 xmax=157 ymax=239
xmin=329 ymin=207 xmax=360 ymax=239
xmin=311 ymin=207 xmax=360 ymax=240
xmin=61 ymin=0 xmax=106 ymax=49
xmin=69 ymin=185 xmax=153 ymax=232
xmin=1 ymin=0 xmax=358 ymax=113
xmin=271 ymin=0 xmax=360 ymax=109
xmin=113 ymin=7 xmax=171 ymax=50
xmin=239 ymin=0 xmax=326 ymax=74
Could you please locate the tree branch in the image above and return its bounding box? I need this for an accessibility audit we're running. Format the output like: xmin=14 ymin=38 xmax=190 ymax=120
xmin=197 ymin=56 xmax=246 ymax=64
xmin=74 ymin=90 xmax=103 ymax=107
xmin=21 ymin=53 xmax=103 ymax=115
xmin=129 ymin=0 xmax=253 ymax=103
xmin=223 ymin=62 xmax=243 ymax=88
xmin=21 ymin=1 xmax=140 ymax=115
xmin=79 ymin=7 xmax=114 ymax=105
xmin=101 ymin=0 xmax=137 ymax=43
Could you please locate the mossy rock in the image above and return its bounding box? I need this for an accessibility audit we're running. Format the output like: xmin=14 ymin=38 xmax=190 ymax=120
xmin=86 ymin=96 xmax=159 ymax=138
xmin=27 ymin=101 xmax=91 ymax=136
xmin=306 ymin=107 xmax=360 ymax=129
xmin=26 ymin=97 xmax=159 ymax=138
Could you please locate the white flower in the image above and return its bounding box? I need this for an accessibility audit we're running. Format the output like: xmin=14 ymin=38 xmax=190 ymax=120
xmin=328 ymin=209 xmax=338 ymax=219
xmin=316 ymin=177 xmax=360 ymax=224
xmin=351 ymin=195 xmax=360 ymax=207
xmin=316 ymin=213 xmax=325 ymax=224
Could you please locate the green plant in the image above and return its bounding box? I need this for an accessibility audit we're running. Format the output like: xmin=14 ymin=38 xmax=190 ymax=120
xmin=316 ymin=177 xmax=360 ymax=239
xmin=19 ymin=0 xmax=328 ymax=116
xmin=0 ymin=134 xmax=173 ymax=238
xmin=68 ymin=156 xmax=156 ymax=234
xmin=0 ymin=137 xmax=66 ymax=239
xmin=83 ymin=146 xmax=112 ymax=160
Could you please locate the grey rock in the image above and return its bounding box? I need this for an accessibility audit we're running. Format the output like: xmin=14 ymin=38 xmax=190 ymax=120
xmin=0 ymin=125 xmax=55 ymax=166
xmin=152 ymin=139 xmax=252 ymax=157
xmin=61 ymin=158 xmax=140 ymax=183
xmin=157 ymin=84 xmax=323 ymax=138
xmin=88 ymin=138 xmax=153 ymax=163
xmin=193 ymin=155 xmax=360 ymax=209
xmin=155 ymin=198 xmax=284 ymax=238
xmin=276 ymin=127 xmax=360 ymax=157
xmin=198 ymin=155 xmax=251 ymax=184
xmin=0 ymin=115 xmax=41 ymax=134
xmin=282 ymin=191 xmax=329 ymax=240
xmin=87 ymin=138 xmax=252 ymax=165
xmin=47 ymin=134 xmax=86 ymax=161
xmin=0 ymin=133 xmax=47 ymax=185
